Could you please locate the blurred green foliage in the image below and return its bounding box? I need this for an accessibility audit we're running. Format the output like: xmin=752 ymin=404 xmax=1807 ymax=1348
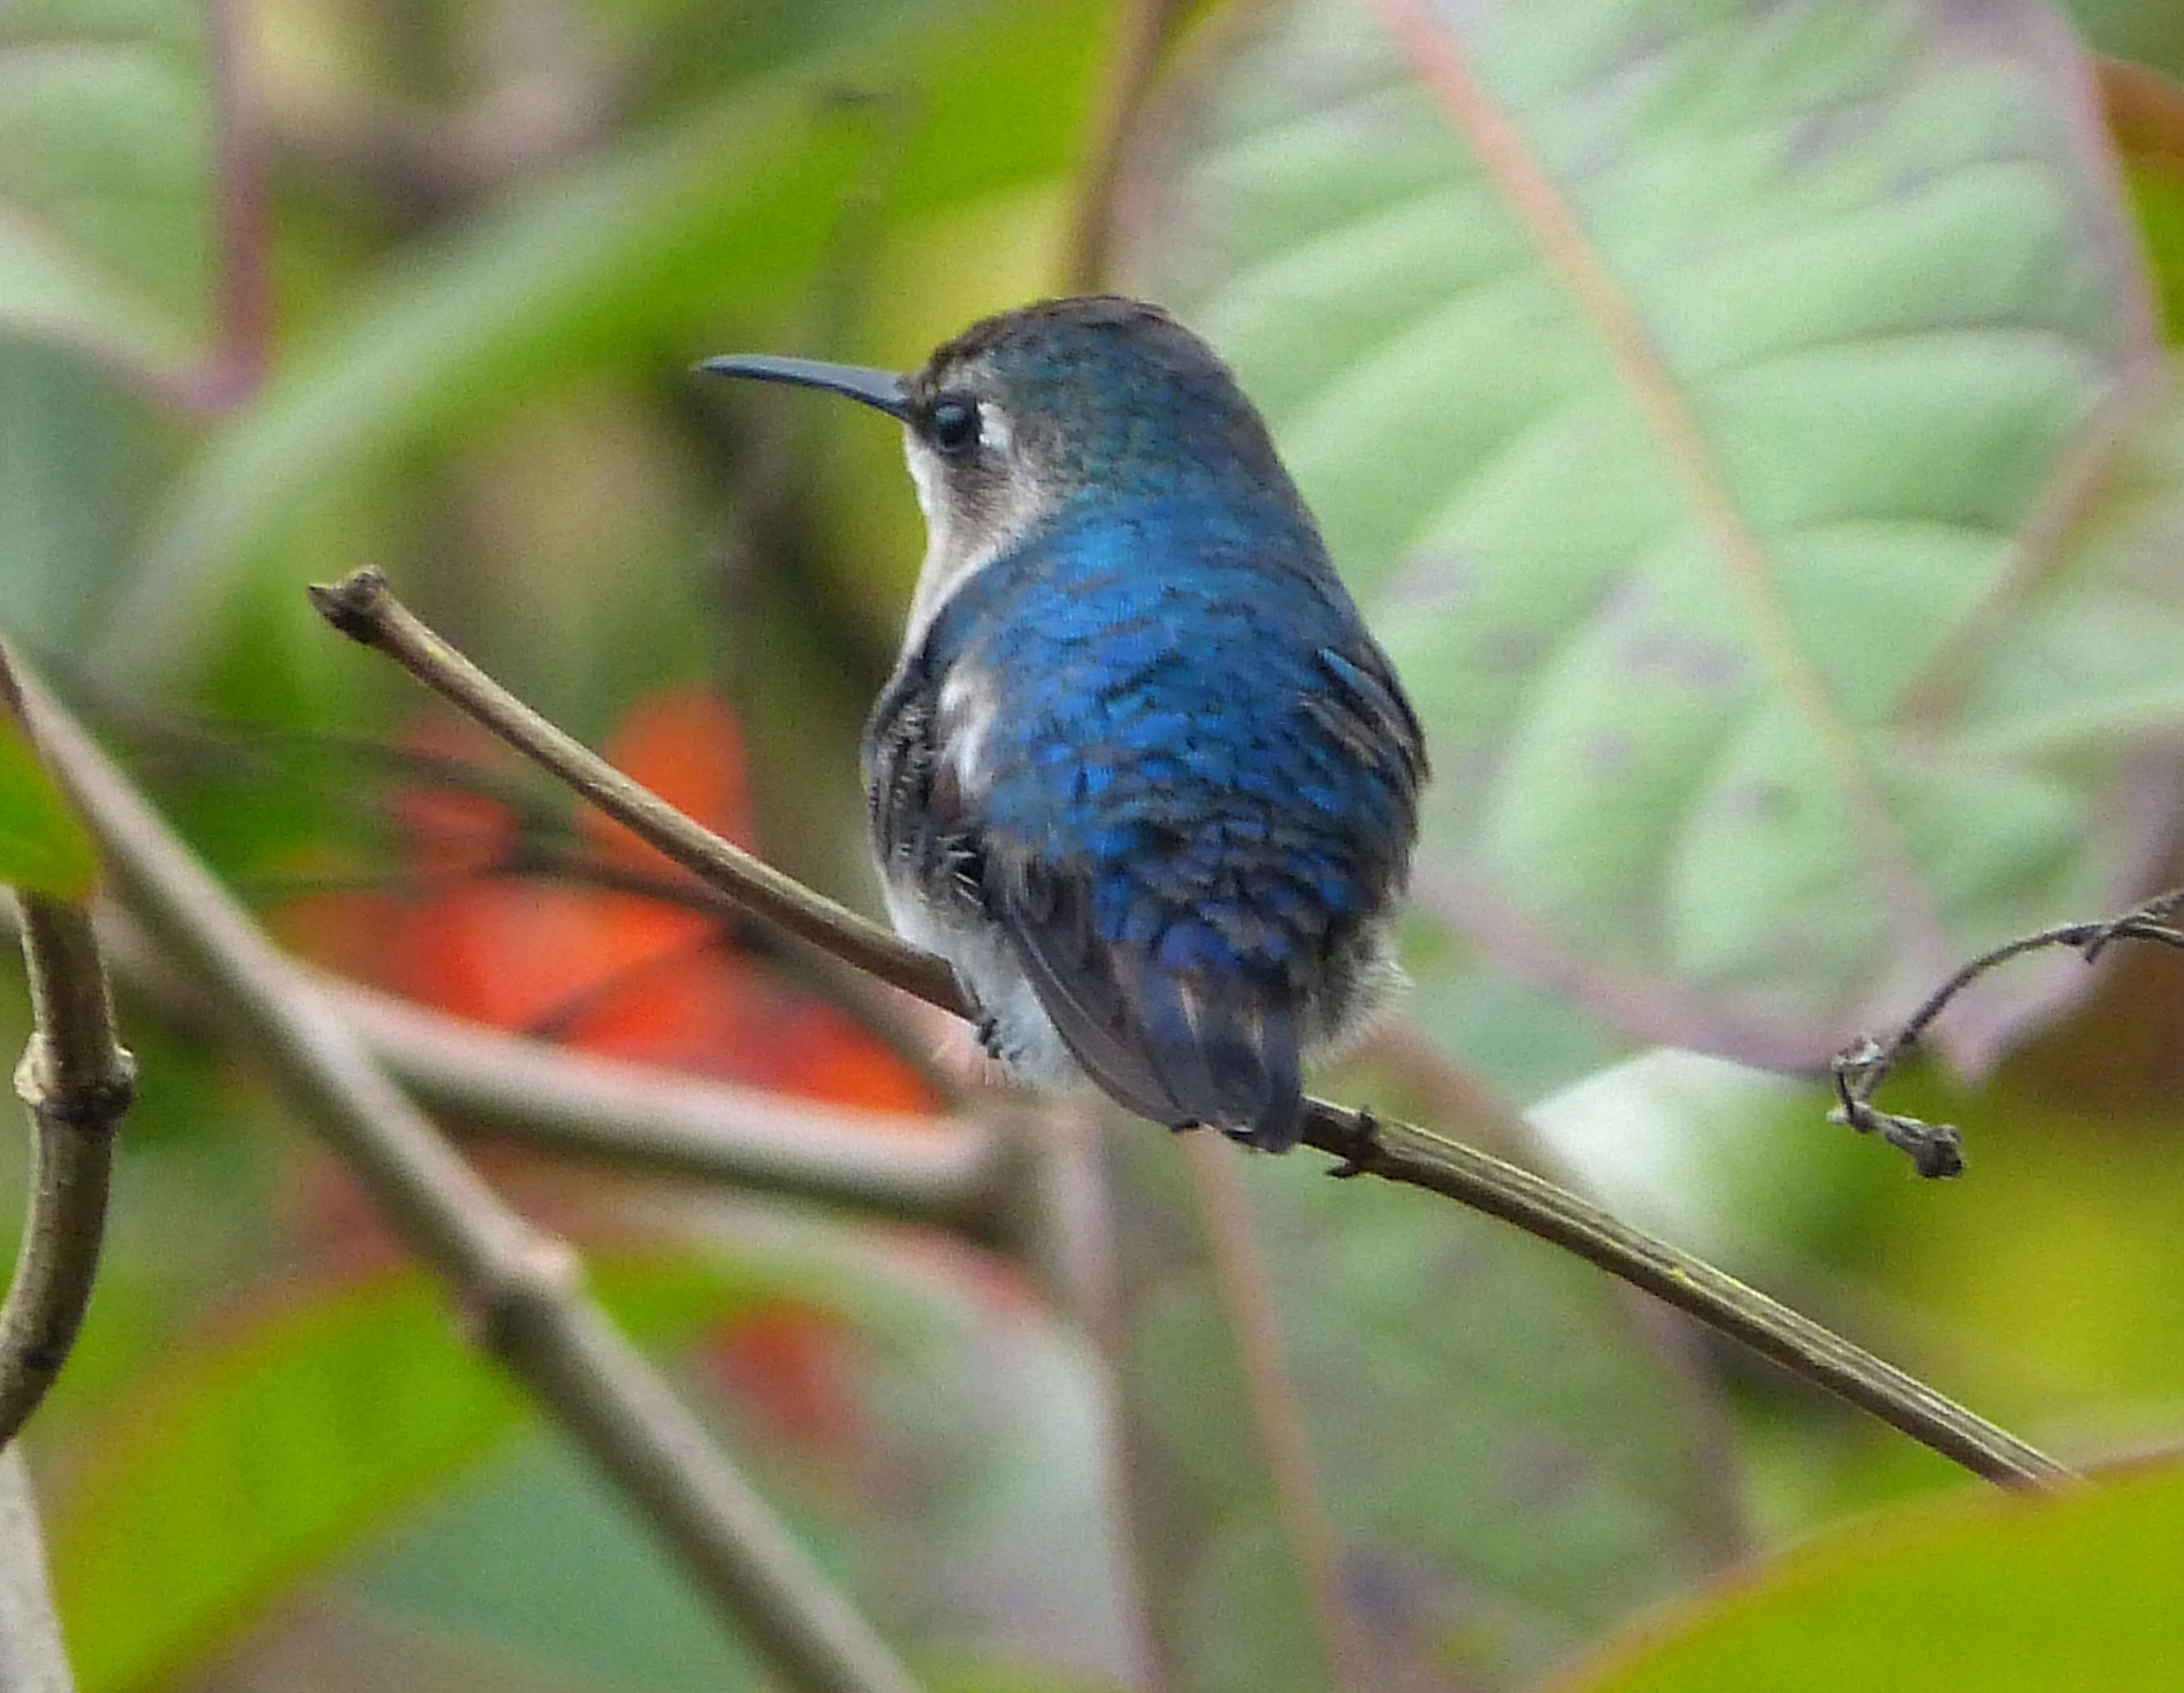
xmin=7 ymin=0 xmax=2184 ymax=1690
xmin=0 ymin=708 xmax=100 ymax=898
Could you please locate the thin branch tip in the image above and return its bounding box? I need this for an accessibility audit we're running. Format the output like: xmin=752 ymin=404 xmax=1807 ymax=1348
xmin=308 ymin=569 xmax=971 ymax=1016
xmin=1828 ymin=1036 xmax=1964 ymax=1179
xmin=308 ymin=568 xmax=392 ymax=641
xmin=1828 ymin=1097 xmax=1965 ymax=1179
xmin=1303 ymin=1091 xmax=2060 ymax=1486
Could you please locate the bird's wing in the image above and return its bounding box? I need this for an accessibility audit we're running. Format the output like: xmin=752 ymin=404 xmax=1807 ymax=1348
xmin=983 ymin=848 xmax=1304 ymax=1150
xmin=1307 ymin=643 xmax=1430 ymax=800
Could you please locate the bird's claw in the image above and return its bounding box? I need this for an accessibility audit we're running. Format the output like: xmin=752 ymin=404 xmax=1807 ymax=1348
xmin=1325 ymin=1107 xmax=1380 ymax=1178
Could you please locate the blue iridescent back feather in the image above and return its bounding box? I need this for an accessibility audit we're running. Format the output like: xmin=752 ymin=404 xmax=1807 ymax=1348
xmin=867 ymin=490 xmax=1423 ymax=1149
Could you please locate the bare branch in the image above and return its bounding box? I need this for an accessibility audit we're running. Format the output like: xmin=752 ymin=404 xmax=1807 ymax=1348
xmin=321 ymin=975 xmax=1007 ymax=1230
xmin=310 ymin=568 xmax=965 ymax=1017
xmin=17 ymin=665 xmax=925 ymax=1693
xmin=310 ymin=568 xmax=2074 ymax=1491
xmin=1299 ymin=1101 xmax=2070 ymax=1489
xmin=0 ymin=647 xmax=135 ymax=1451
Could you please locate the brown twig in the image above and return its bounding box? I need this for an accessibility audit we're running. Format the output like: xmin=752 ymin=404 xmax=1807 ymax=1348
xmin=1180 ymin=1132 xmax=1370 ymax=1692
xmin=40 ymin=901 xmax=1006 ymax=1241
xmin=0 ymin=898 xmax=135 ymax=1450
xmin=0 ymin=649 xmax=136 ymax=1451
xmin=310 ymin=569 xmax=966 ymax=1018
xmin=1065 ymin=0 xmax=1193 ymax=291
xmin=319 ymin=975 xmax=1006 ymax=1232
xmin=17 ymin=665 xmax=925 ymax=1693
xmin=1829 ymin=897 xmax=2184 ymax=1178
xmin=311 ymin=568 xmax=2074 ymax=1490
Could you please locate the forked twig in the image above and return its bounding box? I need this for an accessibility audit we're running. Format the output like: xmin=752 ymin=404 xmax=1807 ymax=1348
xmin=1831 ymin=901 xmax=2184 ymax=1178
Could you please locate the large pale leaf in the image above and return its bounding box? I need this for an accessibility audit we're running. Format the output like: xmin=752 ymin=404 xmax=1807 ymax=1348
xmin=1116 ymin=0 xmax=2179 ymax=1071
xmin=0 ymin=0 xmax=221 ymax=384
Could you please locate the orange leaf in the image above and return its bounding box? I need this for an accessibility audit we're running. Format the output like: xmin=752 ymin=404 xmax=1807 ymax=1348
xmin=587 ymin=687 xmax=755 ymax=865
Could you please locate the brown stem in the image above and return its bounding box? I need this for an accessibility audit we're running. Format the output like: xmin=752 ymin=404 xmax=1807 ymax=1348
xmin=1181 ymin=1132 xmax=1371 ymax=1692
xmin=0 ymin=897 xmax=134 ymax=1450
xmin=310 ymin=568 xmax=2073 ymax=1492
xmin=0 ymin=645 xmax=136 ymax=1451
xmin=321 ymin=975 xmax=1006 ymax=1231
xmin=310 ymin=569 xmax=965 ymax=1017
xmin=1299 ymin=1102 xmax=2071 ymax=1489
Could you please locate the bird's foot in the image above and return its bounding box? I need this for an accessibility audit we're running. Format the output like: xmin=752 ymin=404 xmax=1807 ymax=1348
xmin=1325 ymin=1107 xmax=1380 ymax=1178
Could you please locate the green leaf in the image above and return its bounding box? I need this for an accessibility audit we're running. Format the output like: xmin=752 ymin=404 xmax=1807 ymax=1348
xmin=45 ymin=1255 xmax=788 ymax=1693
xmin=0 ymin=0 xmax=219 ymax=381
xmin=342 ymin=1232 xmax=1148 ymax=1692
xmin=1550 ymin=1458 xmax=2184 ymax=1691
xmin=0 ymin=706 xmax=97 ymax=898
xmin=352 ymin=1435 xmax=773 ymax=1693
xmin=93 ymin=0 xmax=1111 ymax=689
xmin=1115 ymin=0 xmax=2178 ymax=1075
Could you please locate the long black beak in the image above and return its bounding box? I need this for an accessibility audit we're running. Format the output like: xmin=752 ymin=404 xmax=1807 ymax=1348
xmin=695 ymin=354 xmax=909 ymax=419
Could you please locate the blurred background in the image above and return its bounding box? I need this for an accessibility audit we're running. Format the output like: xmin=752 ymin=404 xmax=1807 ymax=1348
xmin=9 ymin=0 xmax=2184 ymax=1688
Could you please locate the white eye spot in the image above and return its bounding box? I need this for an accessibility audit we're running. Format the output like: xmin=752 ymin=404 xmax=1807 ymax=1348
xmin=977 ymin=401 xmax=1012 ymax=456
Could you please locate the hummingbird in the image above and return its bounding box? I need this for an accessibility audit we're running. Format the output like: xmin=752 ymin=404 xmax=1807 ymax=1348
xmin=700 ymin=296 xmax=1424 ymax=1151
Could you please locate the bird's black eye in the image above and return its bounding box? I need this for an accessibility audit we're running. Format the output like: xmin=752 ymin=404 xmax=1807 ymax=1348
xmin=927 ymin=395 xmax=981 ymax=456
